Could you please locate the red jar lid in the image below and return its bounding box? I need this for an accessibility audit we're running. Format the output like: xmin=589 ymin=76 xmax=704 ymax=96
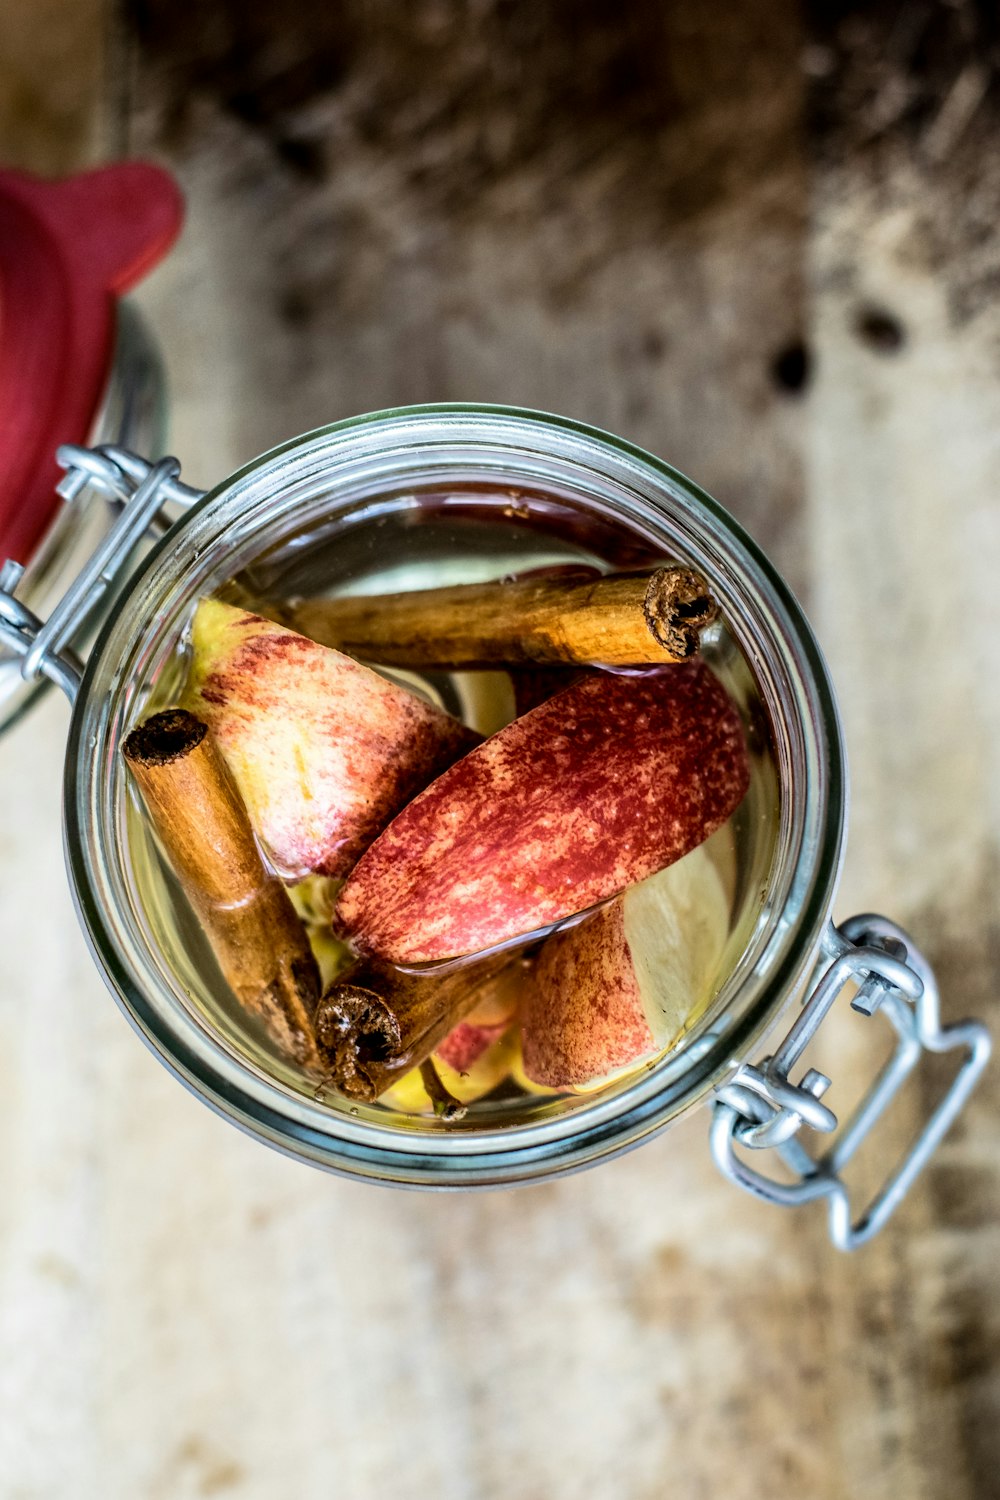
xmin=0 ymin=163 xmax=183 ymax=565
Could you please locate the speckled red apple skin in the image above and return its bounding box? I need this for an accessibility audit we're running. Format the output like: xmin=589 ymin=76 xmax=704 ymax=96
xmin=435 ymin=1018 xmax=510 ymax=1073
xmin=521 ymin=903 xmax=652 ymax=1086
xmin=188 ymin=604 xmax=478 ymax=879
xmin=336 ymin=659 xmax=750 ymax=962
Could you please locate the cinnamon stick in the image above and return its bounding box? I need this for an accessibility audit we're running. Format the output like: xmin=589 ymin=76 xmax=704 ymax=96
xmin=122 ymin=709 xmax=321 ymax=1067
xmin=272 ymin=566 xmax=718 ymax=670
xmin=314 ymin=952 xmax=516 ymax=1102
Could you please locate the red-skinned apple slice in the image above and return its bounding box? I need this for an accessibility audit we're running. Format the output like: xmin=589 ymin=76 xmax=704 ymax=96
xmin=336 ymin=658 xmax=749 ymax=962
xmin=435 ymin=1016 xmax=510 ymax=1074
xmin=521 ymin=842 xmax=731 ymax=1088
xmin=185 ymin=599 xmax=478 ymax=878
xmin=435 ymin=963 xmax=522 ymax=1072
xmin=384 ymin=1028 xmax=520 ymax=1112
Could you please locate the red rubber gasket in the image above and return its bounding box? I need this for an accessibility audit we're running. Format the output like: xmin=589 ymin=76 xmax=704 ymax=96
xmin=0 ymin=163 xmax=183 ymax=564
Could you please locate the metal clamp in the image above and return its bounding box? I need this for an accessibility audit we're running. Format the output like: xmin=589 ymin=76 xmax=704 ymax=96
xmin=53 ymin=443 xmax=204 ymax=513
xmin=711 ymin=914 xmax=991 ymax=1250
xmin=0 ymin=445 xmax=204 ymax=705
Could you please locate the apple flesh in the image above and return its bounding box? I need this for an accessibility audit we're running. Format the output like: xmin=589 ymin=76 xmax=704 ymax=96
xmin=185 ymin=598 xmax=477 ymax=878
xmin=336 ymin=658 xmax=749 ymax=962
xmin=521 ymin=841 xmax=731 ymax=1088
xmin=384 ymin=1028 xmax=520 ymax=1112
xmin=435 ymin=1016 xmax=510 ymax=1074
xmin=435 ymin=961 xmax=522 ymax=1072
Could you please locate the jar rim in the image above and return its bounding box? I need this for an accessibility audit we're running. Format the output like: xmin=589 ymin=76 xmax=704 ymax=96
xmin=64 ymin=403 xmax=847 ymax=1185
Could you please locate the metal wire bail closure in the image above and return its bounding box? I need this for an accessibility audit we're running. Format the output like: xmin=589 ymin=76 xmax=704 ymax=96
xmin=0 ymin=444 xmax=203 ymax=703
xmin=711 ymin=914 xmax=991 ymax=1250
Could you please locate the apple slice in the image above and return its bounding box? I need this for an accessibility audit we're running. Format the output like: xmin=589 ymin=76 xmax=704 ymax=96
xmin=509 ymin=666 xmax=586 ymax=716
xmin=435 ymin=962 xmax=522 ymax=1072
xmin=435 ymin=1015 xmax=511 ymax=1074
xmin=337 ymin=659 xmax=748 ymax=962
xmin=521 ymin=842 xmax=731 ymax=1088
xmin=384 ymin=1027 xmax=520 ymax=1113
xmin=185 ymin=598 xmax=477 ymax=878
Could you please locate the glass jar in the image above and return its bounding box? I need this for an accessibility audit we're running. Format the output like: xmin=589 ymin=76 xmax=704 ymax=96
xmin=2 ymin=404 xmax=986 ymax=1250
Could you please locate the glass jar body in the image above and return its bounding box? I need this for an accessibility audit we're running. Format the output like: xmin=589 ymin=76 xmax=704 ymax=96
xmin=64 ymin=406 xmax=847 ymax=1186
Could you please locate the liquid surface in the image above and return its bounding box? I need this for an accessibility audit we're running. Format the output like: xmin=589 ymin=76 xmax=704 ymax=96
xmin=124 ymin=484 xmax=780 ymax=1130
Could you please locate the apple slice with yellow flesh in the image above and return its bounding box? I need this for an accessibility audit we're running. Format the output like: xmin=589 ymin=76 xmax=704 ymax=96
xmin=384 ymin=1027 xmax=520 ymax=1113
xmin=336 ymin=658 xmax=748 ymax=962
xmin=521 ymin=841 xmax=731 ymax=1088
xmin=185 ymin=598 xmax=477 ymax=879
xmin=435 ymin=961 xmax=522 ymax=1072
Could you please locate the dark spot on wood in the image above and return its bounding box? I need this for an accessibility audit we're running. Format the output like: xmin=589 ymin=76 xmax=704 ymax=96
xmin=34 ymin=1253 xmax=80 ymax=1286
xmin=854 ymin=304 xmax=906 ymax=353
xmin=926 ymin=1162 xmax=998 ymax=1234
xmin=642 ymin=328 xmax=667 ymax=360
xmin=169 ymin=1435 xmax=245 ymax=1496
xmin=273 ymin=133 xmax=326 ymax=181
xmin=770 ymin=339 xmax=811 ymax=392
xmin=278 ymin=286 xmax=313 ymax=327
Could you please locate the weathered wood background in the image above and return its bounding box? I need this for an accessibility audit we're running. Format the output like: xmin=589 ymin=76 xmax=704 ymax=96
xmin=1 ymin=3 xmax=999 ymax=1495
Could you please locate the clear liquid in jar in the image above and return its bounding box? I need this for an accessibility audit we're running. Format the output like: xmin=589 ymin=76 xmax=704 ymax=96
xmin=125 ymin=481 xmax=780 ymax=1131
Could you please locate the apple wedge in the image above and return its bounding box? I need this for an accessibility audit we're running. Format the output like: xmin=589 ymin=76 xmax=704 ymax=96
xmin=336 ymin=659 xmax=748 ymax=962
xmin=435 ymin=962 xmax=522 ymax=1072
xmin=435 ymin=1015 xmax=511 ymax=1074
xmin=521 ymin=842 xmax=731 ymax=1087
xmin=185 ymin=598 xmax=477 ymax=878
xmin=383 ymin=1028 xmax=520 ymax=1113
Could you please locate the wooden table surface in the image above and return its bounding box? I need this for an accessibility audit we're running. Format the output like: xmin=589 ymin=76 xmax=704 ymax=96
xmin=1 ymin=4 xmax=998 ymax=1496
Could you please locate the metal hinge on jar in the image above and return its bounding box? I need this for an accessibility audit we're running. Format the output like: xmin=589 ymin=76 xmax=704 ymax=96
xmin=711 ymin=914 xmax=991 ymax=1250
xmin=0 ymin=444 xmax=204 ymax=703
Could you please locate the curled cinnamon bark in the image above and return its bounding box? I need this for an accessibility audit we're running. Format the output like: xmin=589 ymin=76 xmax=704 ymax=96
xmin=272 ymin=566 xmax=718 ymax=670
xmin=314 ymin=953 xmax=514 ymax=1102
xmin=122 ymin=709 xmax=321 ymax=1067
